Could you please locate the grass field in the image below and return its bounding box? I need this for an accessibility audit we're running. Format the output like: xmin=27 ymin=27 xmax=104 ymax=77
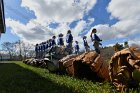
xmin=0 ymin=61 xmax=139 ymax=93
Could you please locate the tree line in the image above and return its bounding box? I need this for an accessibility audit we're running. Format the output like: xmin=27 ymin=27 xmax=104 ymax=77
xmin=0 ymin=40 xmax=35 ymax=61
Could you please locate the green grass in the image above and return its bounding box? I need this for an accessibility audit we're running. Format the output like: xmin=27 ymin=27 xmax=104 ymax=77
xmin=133 ymin=70 xmax=140 ymax=82
xmin=0 ymin=61 xmax=139 ymax=93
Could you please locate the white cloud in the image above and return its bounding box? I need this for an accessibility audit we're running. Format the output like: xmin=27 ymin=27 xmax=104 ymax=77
xmin=21 ymin=0 xmax=96 ymax=23
xmin=72 ymin=20 xmax=87 ymax=36
xmin=113 ymin=19 xmax=140 ymax=37
xmin=86 ymin=0 xmax=140 ymax=45
xmin=6 ymin=0 xmax=97 ymax=45
xmin=6 ymin=0 xmax=140 ymax=47
xmin=6 ymin=18 xmax=53 ymax=44
xmin=72 ymin=18 xmax=94 ymax=36
xmin=106 ymin=0 xmax=140 ymax=43
xmin=129 ymin=37 xmax=140 ymax=47
xmin=107 ymin=0 xmax=140 ymax=20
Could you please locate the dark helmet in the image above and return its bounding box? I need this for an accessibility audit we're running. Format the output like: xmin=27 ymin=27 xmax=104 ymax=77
xmin=52 ymin=36 xmax=56 ymax=39
xmin=59 ymin=33 xmax=63 ymax=37
xmin=49 ymin=39 xmax=52 ymax=42
xmin=75 ymin=41 xmax=78 ymax=43
xmin=67 ymin=30 xmax=71 ymax=33
xmin=46 ymin=40 xmax=49 ymax=43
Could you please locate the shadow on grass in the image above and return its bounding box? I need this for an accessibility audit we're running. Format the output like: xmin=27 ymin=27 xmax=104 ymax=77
xmin=0 ymin=63 xmax=78 ymax=93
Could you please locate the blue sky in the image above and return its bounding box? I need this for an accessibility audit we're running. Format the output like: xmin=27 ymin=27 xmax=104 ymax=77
xmin=1 ymin=0 xmax=140 ymax=49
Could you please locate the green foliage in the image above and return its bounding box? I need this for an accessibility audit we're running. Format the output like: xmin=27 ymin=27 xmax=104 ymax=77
xmin=0 ymin=61 xmax=139 ymax=93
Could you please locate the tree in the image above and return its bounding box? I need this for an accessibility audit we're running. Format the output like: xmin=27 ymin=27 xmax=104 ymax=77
xmin=22 ymin=42 xmax=34 ymax=59
xmin=1 ymin=42 xmax=15 ymax=60
xmin=1 ymin=40 xmax=35 ymax=60
xmin=113 ymin=43 xmax=124 ymax=52
xmin=14 ymin=40 xmax=22 ymax=60
xmin=14 ymin=40 xmax=35 ymax=60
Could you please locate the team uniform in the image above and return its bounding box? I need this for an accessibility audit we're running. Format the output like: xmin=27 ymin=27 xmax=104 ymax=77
xmin=83 ymin=38 xmax=90 ymax=52
xmin=52 ymin=38 xmax=56 ymax=47
xmin=91 ymin=33 xmax=102 ymax=54
xmin=74 ymin=43 xmax=80 ymax=54
xmin=66 ymin=33 xmax=73 ymax=54
xmin=58 ymin=37 xmax=64 ymax=46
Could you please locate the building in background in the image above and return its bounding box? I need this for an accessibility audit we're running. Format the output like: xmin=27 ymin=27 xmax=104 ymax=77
xmin=0 ymin=0 xmax=5 ymax=36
